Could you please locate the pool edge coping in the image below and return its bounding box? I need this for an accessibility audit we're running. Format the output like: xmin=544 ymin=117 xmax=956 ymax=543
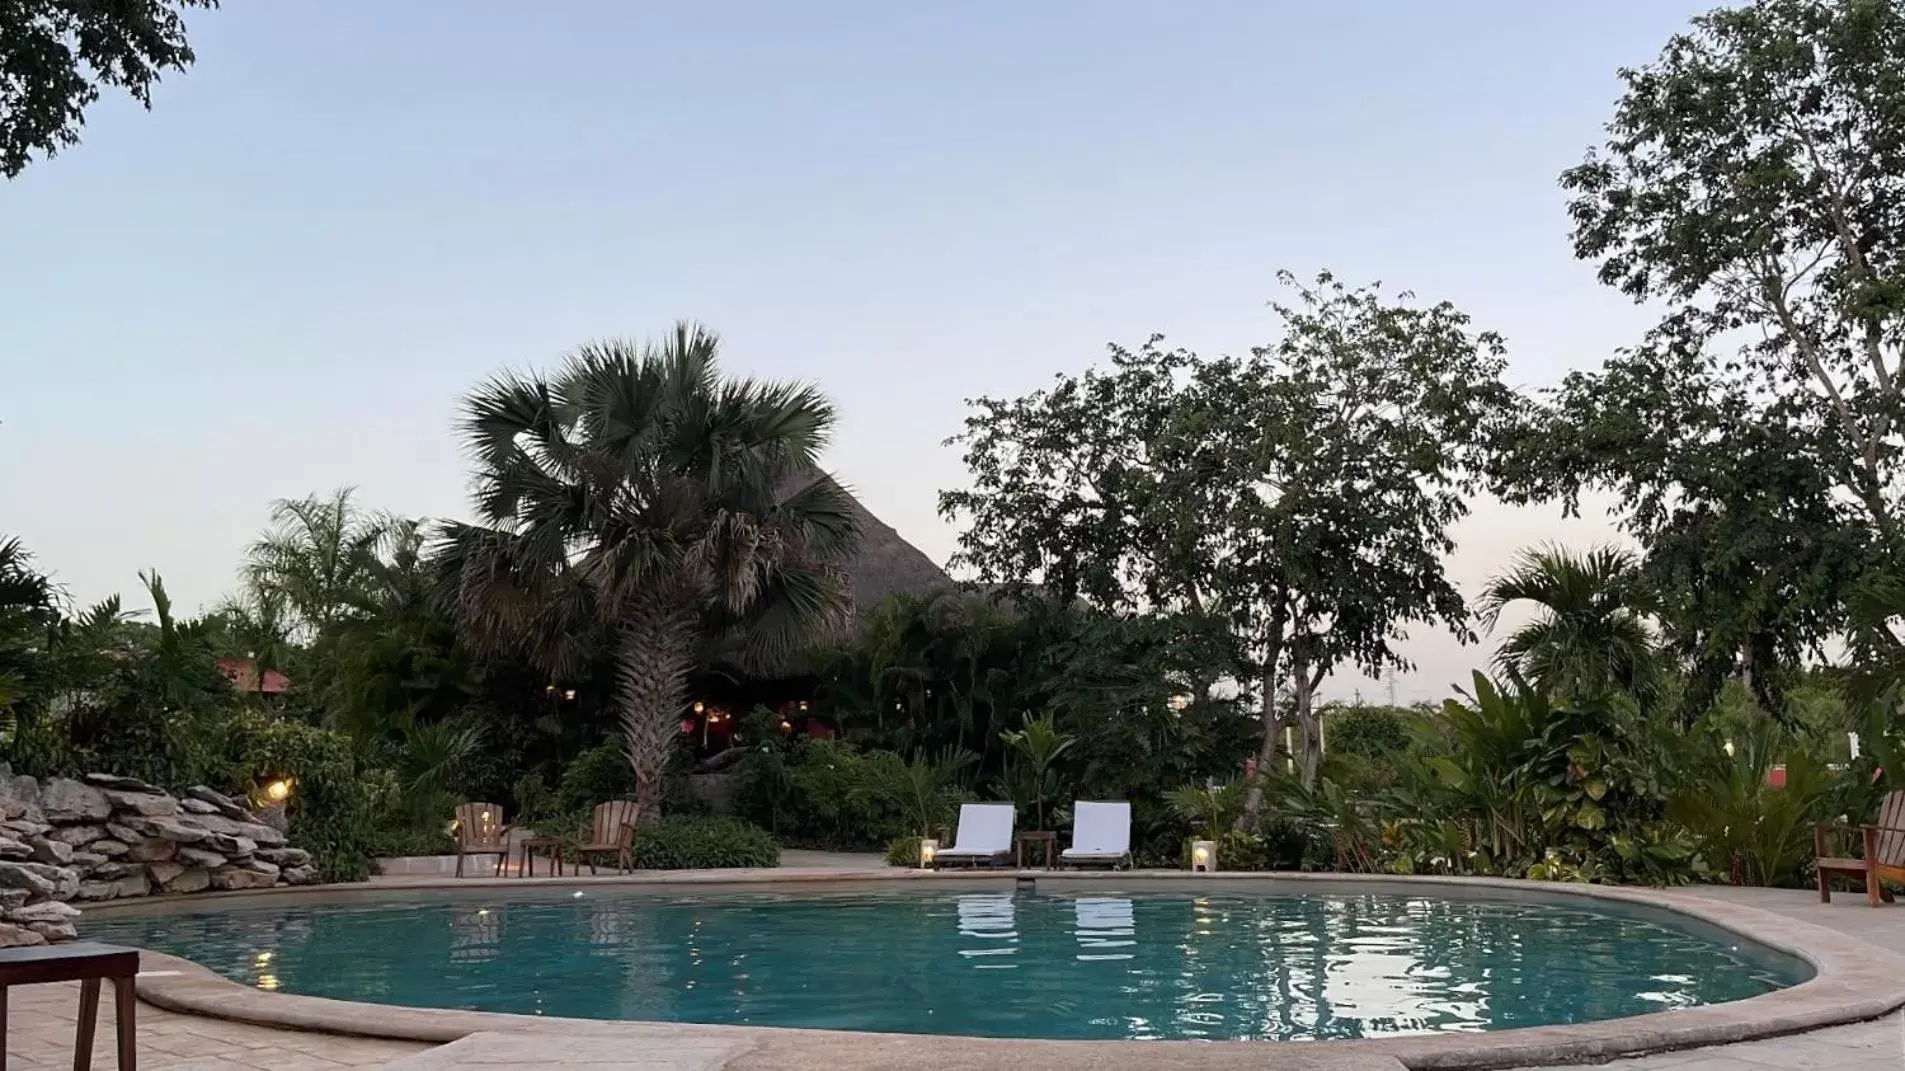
xmin=104 ymin=870 xmax=1905 ymax=1070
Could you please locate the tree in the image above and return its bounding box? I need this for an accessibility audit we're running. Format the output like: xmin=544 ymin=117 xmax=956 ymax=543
xmin=943 ymin=273 xmax=1513 ymax=809
xmin=1562 ymin=0 xmax=1905 ymax=529
xmin=245 ymin=488 xmax=397 ymax=640
xmin=1498 ymin=0 xmax=1904 ymax=716
xmin=1 ymin=0 xmax=218 ymax=178
xmin=437 ymin=323 xmax=860 ymax=819
xmin=1478 ymin=545 xmax=1664 ymax=705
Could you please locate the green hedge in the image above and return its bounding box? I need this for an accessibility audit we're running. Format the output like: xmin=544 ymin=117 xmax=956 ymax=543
xmin=633 ymin=816 xmax=779 ymax=869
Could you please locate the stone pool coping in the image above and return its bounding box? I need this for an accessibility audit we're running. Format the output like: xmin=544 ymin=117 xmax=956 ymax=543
xmin=87 ymin=869 xmax=1905 ymax=1070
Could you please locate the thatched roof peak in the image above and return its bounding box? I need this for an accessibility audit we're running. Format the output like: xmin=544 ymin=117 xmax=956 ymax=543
xmin=778 ymin=469 xmax=951 ymax=612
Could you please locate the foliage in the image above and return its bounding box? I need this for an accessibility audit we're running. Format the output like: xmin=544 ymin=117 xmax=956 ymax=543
xmin=1165 ymin=781 xmax=1243 ymax=843
xmin=437 ymin=324 xmax=859 ymax=820
xmin=1479 ymin=545 xmax=1664 ymax=706
xmin=997 ymin=712 xmax=1073 ymax=830
xmin=632 ymin=816 xmax=779 ymax=870
xmin=552 ymin=737 xmax=636 ymax=816
xmin=217 ymin=710 xmax=377 ymax=882
xmin=1669 ymin=720 xmax=1831 ymax=887
xmin=942 ymin=273 xmax=1514 ymax=811
xmin=0 ymin=0 xmax=217 ymax=177
xmin=887 ymin=835 xmax=924 ymax=868
xmin=852 ymin=747 xmax=972 ymax=840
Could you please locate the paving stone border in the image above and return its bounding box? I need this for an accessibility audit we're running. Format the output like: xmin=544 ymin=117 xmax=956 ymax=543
xmin=100 ymin=871 xmax=1905 ymax=1069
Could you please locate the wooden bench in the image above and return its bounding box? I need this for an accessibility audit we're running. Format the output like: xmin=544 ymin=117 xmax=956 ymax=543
xmin=1815 ymin=789 xmax=1905 ymax=907
xmin=0 ymin=941 xmax=139 ymax=1070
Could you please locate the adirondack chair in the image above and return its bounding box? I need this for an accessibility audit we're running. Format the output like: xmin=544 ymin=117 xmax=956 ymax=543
xmin=577 ymin=800 xmax=639 ymax=874
xmin=453 ymin=801 xmax=510 ymax=877
xmin=1815 ymin=790 xmax=1905 ymax=907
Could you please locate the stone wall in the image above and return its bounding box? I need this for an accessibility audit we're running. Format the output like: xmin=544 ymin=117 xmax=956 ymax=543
xmin=0 ymin=768 xmax=322 ymax=947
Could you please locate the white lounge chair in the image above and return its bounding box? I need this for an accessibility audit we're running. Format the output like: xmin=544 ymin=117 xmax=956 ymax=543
xmin=1061 ymin=800 xmax=1131 ymax=869
xmin=933 ymin=803 xmax=1015 ymax=868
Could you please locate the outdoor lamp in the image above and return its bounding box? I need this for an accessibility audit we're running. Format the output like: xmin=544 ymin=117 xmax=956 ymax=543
xmin=1191 ymin=839 xmax=1217 ymax=873
xmin=263 ymin=777 xmax=294 ymax=803
xmin=918 ymin=838 xmax=938 ymax=869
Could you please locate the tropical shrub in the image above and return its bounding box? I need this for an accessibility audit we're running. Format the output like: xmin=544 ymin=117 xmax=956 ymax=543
xmin=633 ymin=816 xmax=779 ymax=869
xmin=887 ymin=835 xmax=923 ymax=867
xmin=219 ymin=710 xmax=378 ymax=882
xmin=553 ymin=738 xmax=636 ymax=816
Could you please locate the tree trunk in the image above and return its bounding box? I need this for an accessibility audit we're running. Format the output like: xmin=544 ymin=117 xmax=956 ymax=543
xmin=614 ymin=600 xmax=698 ymax=825
xmin=1293 ymin=645 xmax=1321 ymax=790
xmin=1237 ymin=664 xmax=1285 ymax=831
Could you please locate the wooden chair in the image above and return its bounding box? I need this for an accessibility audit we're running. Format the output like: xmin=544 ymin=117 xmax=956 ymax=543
xmin=576 ymin=800 xmax=639 ymax=874
xmin=1815 ymin=789 xmax=1905 ymax=907
xmin=453 ymin=801 xmax=511 ymax=877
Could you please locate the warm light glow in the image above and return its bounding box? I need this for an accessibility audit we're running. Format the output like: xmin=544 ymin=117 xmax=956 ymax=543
xmin=797 ymin=701 xmax=809 ymax=711
xmin=257 ymin=973 xmax=280 ymax=991
xmin=254 ymin=951 xmax=272 ymax=966
xmin=545 ymin=684 xmax=556 ymax=694
xmin=1190 ymin=839 xmax=1217 ymax=873
xmin=1723 ymin=740 xmax=1736 ymax=757
xmin=563 ymin=689 xmax=577 ymax=701
xmin=918 ymin=839 xmax=938 ymax=868
xmin=779 ymin=719 xmax=793 ymax=732
xmin=477 ymin=908 xmax=490 ymax=917
xmin=693 ymin=701 xmax=705 ymax=713
xmin=263 ymin=778 xmax=292 ymax=803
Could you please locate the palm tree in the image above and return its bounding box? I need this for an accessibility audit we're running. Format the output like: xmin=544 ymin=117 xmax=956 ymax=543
xmin=1477 ymin=544 xmax=1662 ymax=704
xmin=437 ymin=323 xmax=860 ymax=819
xmin=245 ymin=488 xmax=396 ymax=639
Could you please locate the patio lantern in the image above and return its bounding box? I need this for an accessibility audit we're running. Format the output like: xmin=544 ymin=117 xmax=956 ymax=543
xmin=263 ymin=777 xmax=294 ymax=803
xmin=1191 ymin=839 xmax=1217 ymax=873
xmin=918 ymin=837 xmax=939 ymax=869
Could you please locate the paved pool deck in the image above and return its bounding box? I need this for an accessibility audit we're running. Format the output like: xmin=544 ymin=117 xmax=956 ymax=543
xmin=16 ymin=870 xmax=1905 ymax=1070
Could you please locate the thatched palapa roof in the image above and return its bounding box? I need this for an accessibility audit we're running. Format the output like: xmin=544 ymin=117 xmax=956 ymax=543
xmin=779 ymin=470 xmax=950 ymax=614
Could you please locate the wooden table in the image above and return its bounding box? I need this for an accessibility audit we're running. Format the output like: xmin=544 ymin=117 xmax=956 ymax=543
xmin=518 ymin=836 xmax=565 ymax=877
xmin=0 ymin=941 xmax=139 ymax=1071
xmin=1015 ymin=830 xmax=1057 ymax=870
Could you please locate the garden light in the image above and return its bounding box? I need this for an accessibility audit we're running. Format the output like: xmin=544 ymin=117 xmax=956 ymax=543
xmin=1191 ymin=839 xmax=1216 ymax=873
xmin=264 ymin=778 xmax=293 ymax=803
xmin=918 ymin=839 xmax=938 ymax=869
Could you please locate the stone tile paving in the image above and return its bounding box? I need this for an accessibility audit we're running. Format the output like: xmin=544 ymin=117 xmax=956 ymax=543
xmin=4 ymin=977 xmax=425 ymax=1070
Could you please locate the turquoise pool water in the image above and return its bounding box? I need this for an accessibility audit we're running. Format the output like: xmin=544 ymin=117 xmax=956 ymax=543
xmin=83 ymin=887 xmax=1809 ymax=1041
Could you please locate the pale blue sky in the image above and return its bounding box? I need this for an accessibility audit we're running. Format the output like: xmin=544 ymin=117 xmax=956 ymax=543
xmin=0 ymin=1 xmax=1711 ymax=698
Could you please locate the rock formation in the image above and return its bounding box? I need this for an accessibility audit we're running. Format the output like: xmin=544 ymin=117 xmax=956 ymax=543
xmin=0 ymin=767 xmax=322 ymax=946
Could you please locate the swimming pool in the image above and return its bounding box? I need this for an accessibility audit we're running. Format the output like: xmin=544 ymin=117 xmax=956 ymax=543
xmin=83 ymin=885 xmax=1810 ymax=1041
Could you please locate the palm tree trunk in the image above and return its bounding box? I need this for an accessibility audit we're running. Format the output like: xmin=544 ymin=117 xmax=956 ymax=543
xmin=614 ymin=601 xmax=698 ymax=825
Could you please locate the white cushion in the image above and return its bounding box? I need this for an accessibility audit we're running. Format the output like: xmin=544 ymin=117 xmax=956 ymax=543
xmin=1067 ymin=801 xmax=1130 ymax=856
xmin=948 ymin=803 xmax=1015 ymax=853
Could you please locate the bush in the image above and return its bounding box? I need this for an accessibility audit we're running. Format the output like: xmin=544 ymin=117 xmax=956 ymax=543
xmin=634 ymin=816 xmax=780 ymax=869
xmin=887 ymin=835 xmax=922 ymax=867
xmin=553 ymin=738 xmax=635 ymax=815
xmin=735 ymin=740 xmax=913 ymax=849
xmin=219 ymin=711 xmax=377 ymax=882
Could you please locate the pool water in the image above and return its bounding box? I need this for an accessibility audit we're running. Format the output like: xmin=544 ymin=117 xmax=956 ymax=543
xmin=83 ymin=887 xmax=1809 ymax=1041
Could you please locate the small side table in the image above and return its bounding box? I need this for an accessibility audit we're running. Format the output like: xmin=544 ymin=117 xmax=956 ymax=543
xmin=518 ymin=836 xmax=564 ymax=877
xmin=0 ymin=941 xmax=139 ymax=1071
xmin=1015 ymin=830 xmax=1057 ymax=870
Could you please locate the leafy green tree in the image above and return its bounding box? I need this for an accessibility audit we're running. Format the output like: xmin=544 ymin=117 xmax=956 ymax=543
xmin=1499 ymin=0 xmax=1905 ymax=717
xmin=944 ymin=273 xmax=1512 ymax=809
xmin=1 ymin=0 xmax=218 ymax=177
xmin=1478 ymin=545 xmax=1664 ymax=705
xmin=438 ymin=323 xmax=859 ymax=820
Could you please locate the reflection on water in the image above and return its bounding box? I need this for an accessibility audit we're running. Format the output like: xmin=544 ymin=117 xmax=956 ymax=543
xmin=82 ymin=889 xmax=1809 ymax=1042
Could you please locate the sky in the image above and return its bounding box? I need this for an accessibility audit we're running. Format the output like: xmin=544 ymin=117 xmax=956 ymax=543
xmin=0 ymin=1 xmax=1718 ymax=701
